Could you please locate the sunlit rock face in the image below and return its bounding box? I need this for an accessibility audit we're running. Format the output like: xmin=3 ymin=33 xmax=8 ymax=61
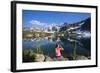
xmin=66 ymin=17 xmax=91 ymax=39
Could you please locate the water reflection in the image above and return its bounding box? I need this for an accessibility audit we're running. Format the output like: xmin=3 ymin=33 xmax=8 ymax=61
xmin=23 ymin=31 xmax=91 ymax=59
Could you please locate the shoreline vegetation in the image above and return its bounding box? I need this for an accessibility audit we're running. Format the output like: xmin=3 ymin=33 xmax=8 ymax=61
xmin=23 ymin=49 xmax=90 ymax=62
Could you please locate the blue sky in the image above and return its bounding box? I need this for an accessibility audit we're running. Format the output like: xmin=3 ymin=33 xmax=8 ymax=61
xmin=22 ymin=10 xmax=90 ymax=28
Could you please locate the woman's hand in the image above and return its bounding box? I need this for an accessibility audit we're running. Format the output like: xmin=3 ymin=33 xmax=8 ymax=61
xmin=61 ymin=48 xmax=64 ymax=50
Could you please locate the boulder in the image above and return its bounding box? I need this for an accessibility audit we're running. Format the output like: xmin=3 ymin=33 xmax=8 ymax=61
xmin=76 ymin=55 xmax=88 ymax=60
xmin=34 ymin=54 xmax=45 ymax=62
xmin=44 ymin=56 xmax=53 ymax=61
xmin=53 ymin=56 xmax=69 ymax=61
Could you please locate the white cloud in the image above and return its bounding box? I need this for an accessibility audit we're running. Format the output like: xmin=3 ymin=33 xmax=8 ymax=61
xmin=29 ymin=20 xmax=47 ymax=27
xmin=29 ymin=19 xmax=61 ymax=29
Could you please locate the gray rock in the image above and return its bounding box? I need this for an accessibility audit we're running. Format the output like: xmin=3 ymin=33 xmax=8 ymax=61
xmin=34 ymin=54 xmax=45 ymax=62
xmin=57 ymin=56 xmax=65 ymax=61
xmin=76 ymin=55 xmax=88 ymax=60
xmin=64 ymin=58 xmax=69 ymax=60
xmin=44 ymin=56 xmax=53 ymax=61
xmin=53 ymin=56 xmax=69 ymax=61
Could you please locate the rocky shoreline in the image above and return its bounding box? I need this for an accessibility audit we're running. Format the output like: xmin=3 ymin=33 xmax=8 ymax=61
xmin=36 ymin=54 xmax=89 ymax=62
xmin=23 ymin=52 xmax=90 ymax=62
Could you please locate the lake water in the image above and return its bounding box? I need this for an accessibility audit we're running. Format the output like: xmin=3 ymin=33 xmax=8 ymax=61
xmin=23 ymin=36 xmax=91 ymax=58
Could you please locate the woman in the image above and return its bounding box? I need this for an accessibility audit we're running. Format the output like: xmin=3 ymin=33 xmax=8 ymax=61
xmin=55 ymin=44 xmax=64 ymax=58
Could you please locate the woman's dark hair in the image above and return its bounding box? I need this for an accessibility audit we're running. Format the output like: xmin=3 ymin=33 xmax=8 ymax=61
xmin=55 ymin=44 xmax=61 ymax=48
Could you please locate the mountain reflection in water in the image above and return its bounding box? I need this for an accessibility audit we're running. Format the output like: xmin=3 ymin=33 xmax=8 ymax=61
xmin=23 ymin=32 xmax=91 ymax=58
